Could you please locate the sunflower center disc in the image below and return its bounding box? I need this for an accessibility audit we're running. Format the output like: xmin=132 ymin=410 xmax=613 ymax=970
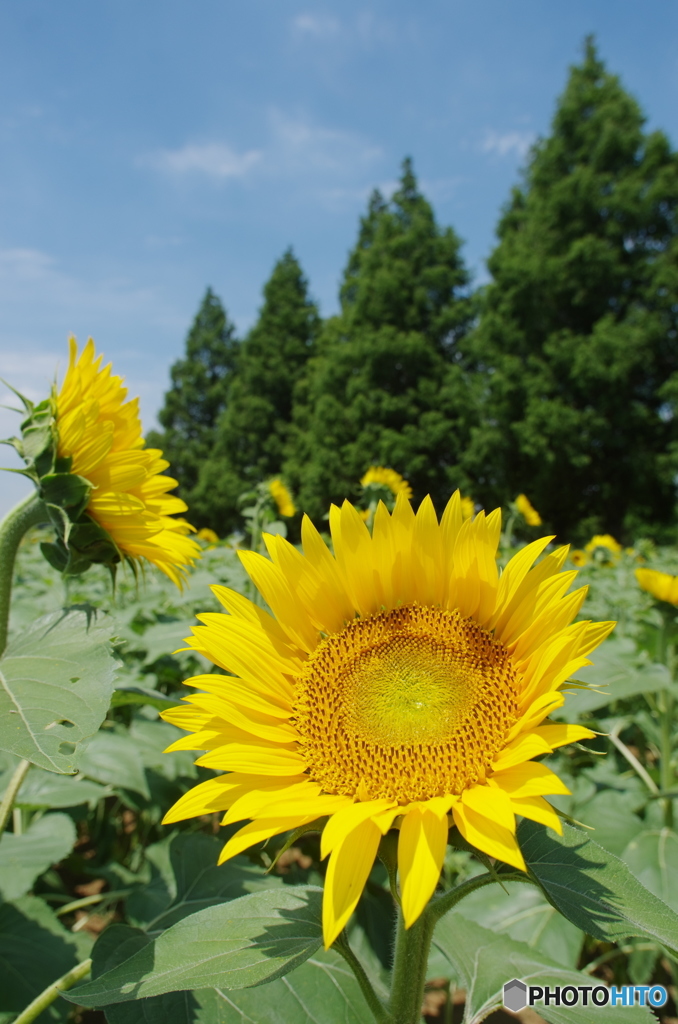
xmin=293 ymin=605 xmax=520 ymax=802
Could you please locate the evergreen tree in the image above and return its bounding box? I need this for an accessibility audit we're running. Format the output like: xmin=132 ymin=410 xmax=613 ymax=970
xmin=464 ymin=39 xmax=678 ymax=541
xmin=285 ymin=159 xmax=473 ymax=520
xmin=147 ymin=288 xmax=238 ymax=524
xmin=192 ymin=250 xmax=319 ymax=532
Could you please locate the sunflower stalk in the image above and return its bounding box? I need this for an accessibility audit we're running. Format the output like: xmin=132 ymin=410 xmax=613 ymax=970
xmin=0 ymin=758 xmax=30 ymax=834
xmin=388 ymin=907 xmax=436 ymax=1024
xmin=334 ymin=931 xmax=392 ymax=1023
xmin=0 ymin=489 xmax=47 ymax=656
xmin=11 ymin=958 xmax=92 ymax=1024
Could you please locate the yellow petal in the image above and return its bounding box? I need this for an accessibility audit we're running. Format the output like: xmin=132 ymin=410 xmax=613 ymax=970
xmin=492 ymin=762 xmax=571 ymax=799
xmin=491 ymin=732 xmax=552 ymax=772
xmin=320 ymin=799 xmax=397 ymax=860
xmin=218 ymin=816 xmax=320 ymax=864
xmin=534 ymin=723 xmax=596 ymax=749
xmin=398 ymin=806 xmax=448 ymax=928
xmin=510 ymin=795 xmax=563 ymax=834
xmin=452 ymin=802 xmax=525 ymax=871
xmin=162 ymin=775 xmax=248 ymax=824
xmin=461 ymin=784 xmax=515 ymax=832
xmin=322 ymin=817 xmax=381 ymax=948
xmin=196 ymin=743 xmax=306 ymax=775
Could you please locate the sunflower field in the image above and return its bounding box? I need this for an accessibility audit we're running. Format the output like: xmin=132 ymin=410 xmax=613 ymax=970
xmin=0 ymin=338 xmax=677 ymax=1024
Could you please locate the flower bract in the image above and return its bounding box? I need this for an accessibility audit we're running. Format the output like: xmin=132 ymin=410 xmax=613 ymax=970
xmin=55 ymin=337 xmax=200 ymax=586
xmin=162 ymin=491 xmax=613 ymax=947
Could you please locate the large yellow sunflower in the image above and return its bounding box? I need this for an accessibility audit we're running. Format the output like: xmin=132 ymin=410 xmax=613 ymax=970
xmin=162 ymin=492 xmax=613 ymax=947
xmin=56 ymin=337 xmax=200 ymax=586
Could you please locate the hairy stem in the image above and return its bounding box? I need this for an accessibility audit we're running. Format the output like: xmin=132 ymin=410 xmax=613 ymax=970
xmin=12 ymin=958 xmax=92 ymax=1024
xmin=0 ymin=758 xmax=30 ymax=834
xmin=0 ymin=490 xmax=46 ymax=655
xmin=388 ymin=907 xmax=436 ymax=1024
xmin=335 ymin=932 xmax=392 ymax=1024
xmin=428 ymin=869 xmax=530 ymax=924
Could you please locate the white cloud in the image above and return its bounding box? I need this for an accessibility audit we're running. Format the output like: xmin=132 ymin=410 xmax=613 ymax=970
xmin=293 ymin=13 xmax=341 ymax=37
xmin=145 ymin=143 xmax=262 ymax=179
xmin=270 ymin=110 xmax=382 ymax=173
xmin=481 ymin=130 xmax=535 ymax=159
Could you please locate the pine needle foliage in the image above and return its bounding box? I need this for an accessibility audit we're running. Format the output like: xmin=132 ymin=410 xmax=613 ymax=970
xmin=147 ymin=288 xmax=238 ymax=525
xmin=193 ymin=250 xmax=319 ymax=534
xmin=464 ymin=38 xmax=678 ymax=542
xmin=284 ymin=159 xmax=473 ymax=520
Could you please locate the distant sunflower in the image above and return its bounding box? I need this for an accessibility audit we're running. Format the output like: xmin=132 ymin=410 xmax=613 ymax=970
xmin=361 ymin=466 xmax=413 ymax=500
xmin=162 ymin=492 xmax=612 ymax=947
xmin=585 ymin=534 xmax=622 ymax=558
xmin=515 ymin=494 xmax=542 ymax=527
xmin=570 ymin=550 xmax=589 ymax=568
xmin=460 ymin=494 xmax=475 ymax=520
xmin=268 ymin=478 xmax=296 ymax=518
xmin=56 ymin=337 xmax=200 ymax=586
xmin=636 ymin=568 xmax=678 ymax=606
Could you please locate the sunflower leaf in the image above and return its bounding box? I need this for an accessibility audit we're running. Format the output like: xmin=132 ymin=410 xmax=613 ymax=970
xmin=88 ymin=922 xmax=375 ymax=1024
xmin=66 ymin=886 xmax=325 ymax=1005
xmin=0 ymin=609 xmax=119 ymax=773
xmin=432 ymin=911 xmax=654 ymax=1024
xmin=0 ymin=896 xmax=92 ymax=1019
xmin=0 ymin=812 xmax=76 ymax=899
xmin=520 ymin=819 xmax=678 ymax=955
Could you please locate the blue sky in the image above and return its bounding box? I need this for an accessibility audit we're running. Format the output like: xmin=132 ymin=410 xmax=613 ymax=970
xmin=1 ymin=0 xmax=677 ymax=514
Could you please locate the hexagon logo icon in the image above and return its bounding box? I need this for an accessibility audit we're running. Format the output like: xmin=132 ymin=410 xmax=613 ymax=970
xmin=503 ymin=979 xmax=528 ymax=1012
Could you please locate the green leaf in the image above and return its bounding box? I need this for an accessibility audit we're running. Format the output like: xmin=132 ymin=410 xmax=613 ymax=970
xmin=128 ymin=718 xmax=197 ymax=782
xmin=520 ymin=819 xmax=678 ymax=954
xmin=452 ymin=878 xmax=583 ymax=968
xmin=567 ymin=636 xmax=674 ymax=715
xmin=0 ymin=813 xmax=76 ymax=899
xmin=0 ymin=895 xmax=91 ymax=1018
xmin=78 ymin=730 xmax=150 ymax=798
xmin=575 ymin=790 xmax=645 ymax=855
xmin=129 ymin=833 xmax=284 ymax=933
xmin=69 ymin=886 xmax=324 ymax=1005
xmin=93 ymin=924 xmax=375 ymax=1024
xmin=15 ymin=767 xmax=108 ymax=810
xmin=432 ymin=912 xmax=654 ymax=1024
xmin=110 ymin=687 xmax=181 ymax=712
xmin=622 ymin=828 xmax=678 ymax=913
xmin=0 ymin=609 xmax=119 ymax=773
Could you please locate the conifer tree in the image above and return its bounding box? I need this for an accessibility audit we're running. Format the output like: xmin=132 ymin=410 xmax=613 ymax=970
xmin=192 ymin=250 xmax=319 ymax=532
xmin=285 ymin=159 xmax=473 ymax=520
xmin=147 ymin=288 xmax=238 ymax=524
xmin=465 ymin=39 xmax=678 ymax=540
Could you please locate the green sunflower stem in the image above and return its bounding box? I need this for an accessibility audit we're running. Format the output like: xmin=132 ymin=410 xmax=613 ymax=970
xmin=335 ymin=932 xmax=392 ymax=1024
xmin=388 ymin=907 xmax=436 ymax=1024
xmin=11 ymin=957 xmax=92 ymax=1024
xmin=0 ymin=489 xmax=47 ymax=656
xmin=0 ymin=758 xmax=30 ymax=834
xmin=661 ymin=640 xmax=675 ymax=828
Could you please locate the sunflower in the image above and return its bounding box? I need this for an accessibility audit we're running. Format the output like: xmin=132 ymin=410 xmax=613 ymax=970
xmin=636 ymin=568 xmax=678 ymax=606
xmin=56 ymin=337 xmax=200 ymax=586
xmin=515 ymin=493 xmax=542 ymax=527
xmin=585 ymin=534 xmax=622 ymax=559
xmin=570 ymin=550 xmax=589 ymax=568
xmin=460 ymin=494 xmax=474 ymax=520
xmin=361 ymin=466 xmax=413 ymax=501
xmin=268 ymin=478 xmax=296 ymax=518
xmin=162 ymin=492 xmax=612 ymax=947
